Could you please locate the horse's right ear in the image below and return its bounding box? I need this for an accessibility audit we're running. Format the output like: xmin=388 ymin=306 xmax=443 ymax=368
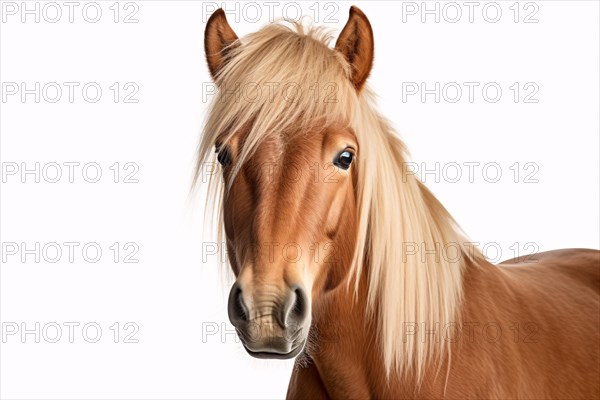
xmin=204 ymin=9 xmax=239 ymax=80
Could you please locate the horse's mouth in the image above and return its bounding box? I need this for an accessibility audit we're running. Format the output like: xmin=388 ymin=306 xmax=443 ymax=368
xmin=243 ymin=342 xmax=304 ymax=359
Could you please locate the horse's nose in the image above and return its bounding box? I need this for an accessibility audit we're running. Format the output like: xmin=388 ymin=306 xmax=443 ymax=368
xmin=227 ymin=282 xmax=309 ymax=329
xmin=227 ymin=281 xmax=310 ymax=358
xmin=281 ymin=285 xmax=309 ymax=329
xmin=227 ymin=282 xmax=249 ymax=326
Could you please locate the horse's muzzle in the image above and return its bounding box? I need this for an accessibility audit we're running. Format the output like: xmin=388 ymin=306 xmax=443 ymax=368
xmin=227 ymin=281 xmax=310 ymax=358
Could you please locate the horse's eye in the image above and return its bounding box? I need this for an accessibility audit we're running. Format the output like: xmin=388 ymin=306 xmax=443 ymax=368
xmin=334 ymin=150 xmax=354 ymax=170
xmin=217 ymin=146 xmax=232 ymax=166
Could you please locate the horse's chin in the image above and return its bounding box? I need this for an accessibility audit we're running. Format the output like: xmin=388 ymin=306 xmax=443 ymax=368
xmin=242 ymin=340 xmax=306 ymax=360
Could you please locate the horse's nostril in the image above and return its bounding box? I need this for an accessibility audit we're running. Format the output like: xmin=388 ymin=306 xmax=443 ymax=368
xmin=234 ymin=288 xmax=247 ymax=321
xmin=283 ymin=286 xmax=309 ymax=328
xmin=228 ymin=284 xmax=248 ymax=326
xmin=292 ymin=287 xmax=306 ymax=318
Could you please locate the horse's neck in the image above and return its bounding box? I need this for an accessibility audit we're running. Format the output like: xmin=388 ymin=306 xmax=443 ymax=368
xmin=307 ymin=273 xmax=383 ymax=397
xmin=307 ymin=259 xmax=512 ymax=398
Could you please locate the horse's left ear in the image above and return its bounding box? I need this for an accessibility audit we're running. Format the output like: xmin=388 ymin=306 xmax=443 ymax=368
xmin=204 ymin=9 xmax=239 ymax=80
xmin=335 ymin=6 xmax=374 ymax=92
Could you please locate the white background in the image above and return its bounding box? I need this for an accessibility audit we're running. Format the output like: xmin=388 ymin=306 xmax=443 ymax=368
xmin=0 ymin=1 xmax=598 ymax=399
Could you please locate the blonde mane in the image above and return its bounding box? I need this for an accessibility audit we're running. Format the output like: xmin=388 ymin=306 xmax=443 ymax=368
xmin=195 ymin=20 xmax=483 ymax=383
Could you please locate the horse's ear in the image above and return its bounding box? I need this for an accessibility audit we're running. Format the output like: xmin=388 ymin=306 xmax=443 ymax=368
xmin=335 ymin=6 xmax=374 ymax=92
xmin=204 ymin=9 xmax=239 ymax=80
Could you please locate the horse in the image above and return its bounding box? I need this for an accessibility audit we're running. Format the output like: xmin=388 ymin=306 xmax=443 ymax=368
xmin=196 ymin=6 xmax=600 ymax=399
